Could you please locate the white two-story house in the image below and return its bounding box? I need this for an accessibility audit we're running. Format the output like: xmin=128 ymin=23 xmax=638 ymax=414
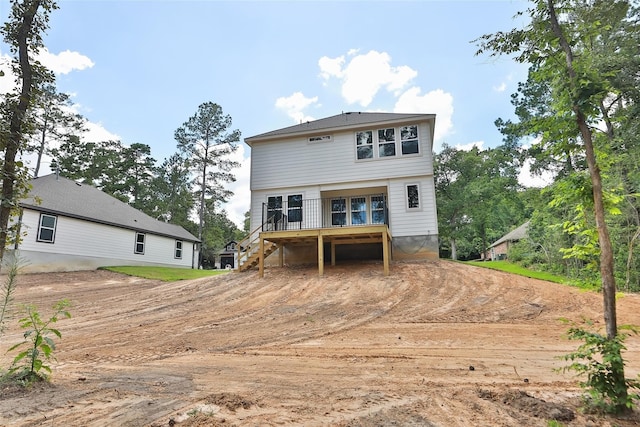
xmin=241 ymin=112 xmax=439 ymax=276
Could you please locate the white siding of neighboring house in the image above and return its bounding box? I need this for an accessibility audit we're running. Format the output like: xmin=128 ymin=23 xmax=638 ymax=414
xmin=250 ymin=121 xmax=433 ymax=192
xmin=14 ymin=209 xmax=197 ymax=272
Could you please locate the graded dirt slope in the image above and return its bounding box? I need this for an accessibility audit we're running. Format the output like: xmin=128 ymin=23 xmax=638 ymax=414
xmin=1 ymin=260 xmax=640 ymax=426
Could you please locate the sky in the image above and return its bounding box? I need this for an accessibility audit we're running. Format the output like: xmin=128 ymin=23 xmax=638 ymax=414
xmin=0 ymin=0 xmax=545 ymax=228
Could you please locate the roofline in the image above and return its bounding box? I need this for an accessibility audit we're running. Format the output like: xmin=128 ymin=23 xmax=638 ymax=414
xmin=20 ymin=204 xmax=201 ymax=243
xmin=245 ymin=113 xmax=436 ymax=146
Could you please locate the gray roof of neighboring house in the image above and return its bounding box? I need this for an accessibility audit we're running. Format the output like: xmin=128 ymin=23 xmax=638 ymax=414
xmin=21 ymin=174 xmax=199 ymax=242
xmin=488 ymin=221 xmax=530 ymax=249
xmin=245 ymin=111 xmax=436 ymax=145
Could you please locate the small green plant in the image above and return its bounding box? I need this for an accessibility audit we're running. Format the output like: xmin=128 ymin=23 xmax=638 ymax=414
xmin=558 ymin=320 xmax=640 ymax=414
xmin=0 ymin=256 xmax=20 ymax=338
xmin=8 ymin=299 xmax=71 ymax=382
xmin=546 ymin=420 xmax=565 ymax=427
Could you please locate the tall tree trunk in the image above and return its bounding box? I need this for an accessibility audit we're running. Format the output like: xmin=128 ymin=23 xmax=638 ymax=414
xmin=547 ymin=0 xmax=618 ymax=340
xmin=0 ymin=0 xmax=42 ymax=266
xmin=450 ymin=238 xmax=457 ymax=261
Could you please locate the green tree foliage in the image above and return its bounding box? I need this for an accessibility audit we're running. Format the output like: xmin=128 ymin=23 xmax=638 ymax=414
xmin=28 ymin=83 xmax=86 ymax=177
xmin=175 ymin=102 xmax=240 ymax=241
xmin=435 ymin=143 xmax=525 ymax=260
xmin=0 ymin=0 xmax=57 ymax=266
xmin=476 ymin=0 xmax=640 ymax=410
xmin=146 ymin=153 xmax=195 ymax=229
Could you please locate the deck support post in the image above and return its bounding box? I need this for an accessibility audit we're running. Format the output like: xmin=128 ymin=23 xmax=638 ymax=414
xmin=259 ymin=237 xmax=265 ymax=278
xmin=382 ymin=230 xmax=390 ymax=276
xmin=330 ymin=241 xmax=336 ymax=266
xmin=318 ymin=233 xmax=324 ymax=277
xmin=278 ymin=243 xmax=284 ymax=267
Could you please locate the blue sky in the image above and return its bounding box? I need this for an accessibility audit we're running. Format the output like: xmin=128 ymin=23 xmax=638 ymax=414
xmin=0 ymin=0 xmax=536 ymax=227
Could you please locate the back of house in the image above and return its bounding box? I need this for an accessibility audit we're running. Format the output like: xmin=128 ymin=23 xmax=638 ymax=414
xmin=244 ymin=112 xmax=439 ymax=268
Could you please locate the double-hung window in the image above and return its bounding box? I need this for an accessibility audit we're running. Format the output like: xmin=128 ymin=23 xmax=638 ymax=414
xmin=378 ymin=128 xmax=396 ymax=157
xmin=175 ymin=240 xmax=183 ymax=259
xmin=331 ymin=198 xmax=347 ymax=226
xmin=356 ymin=130 xmax=373 ymax=160
xmin=401 ymin=125 xmax=419 ymax=155
xmin=135 ymin=232 xmax=145 ymax=254
xmin=356 ymin=125 xmax=419 ymax=160
xmin=37 ymin=214 xmax=57 ymax=243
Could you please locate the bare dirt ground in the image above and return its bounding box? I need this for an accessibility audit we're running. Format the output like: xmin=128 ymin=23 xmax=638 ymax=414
xmin=2 ymin=260 xmax=640 ymax=426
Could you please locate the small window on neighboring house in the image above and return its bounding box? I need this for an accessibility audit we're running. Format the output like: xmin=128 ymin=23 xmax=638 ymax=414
xmin=37 ymin=214 xmax=57 ymax=243
xmin=378 ymin=128 xmax=396 ymax=157
xmin=356 ymin=130 xmax=373 ymax=159
xmin=401 ymin=125 xmax=419 ymax=155
xmin=135 ymin=232 xmax=145 ymax=254
xmin=406 ymin=184 xmax=420 ymax=209
xmin=287 ymin=194 xmax=302 ymax=223
xmin=175 ymin=240 xmax=183 ymax=259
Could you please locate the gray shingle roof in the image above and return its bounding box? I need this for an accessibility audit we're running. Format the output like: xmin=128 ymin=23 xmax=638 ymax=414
xmin=488 ymin=221 xmax=529 ymax=249
xmin=21 ymin=174 xmax=199 ymax=242
xmin=245 ymin=112 xmax=436 ymax=145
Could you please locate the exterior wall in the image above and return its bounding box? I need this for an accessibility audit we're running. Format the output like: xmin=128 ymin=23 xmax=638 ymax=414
xmin=250 ymin=121 xmax=433 ymax=192
xmin=15 ymin=209 xmax=197 ymax=272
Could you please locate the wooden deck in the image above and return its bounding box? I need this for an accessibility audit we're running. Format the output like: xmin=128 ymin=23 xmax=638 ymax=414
xmin=258 ymin=224 xmax=392 ymax=277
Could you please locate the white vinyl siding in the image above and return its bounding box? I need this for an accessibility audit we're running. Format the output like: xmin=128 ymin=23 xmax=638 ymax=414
xmin=387 ymin=177 xmax=438 ymax=237
xmin=250 ymin=121 xmax=433 ymax=191
xmin=18 ymin=209 xmax=195 ymax=268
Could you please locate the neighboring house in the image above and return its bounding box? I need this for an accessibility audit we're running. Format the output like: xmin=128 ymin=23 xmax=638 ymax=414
xmin=9 ymin=173 xmax=200 ymax=273
xmin=484 ymin=221 xmax=529 ymax=261
xmin=218 ymin=240 xmax=238 ymax=269
xmin=241 ymin=111 xmax=439 ymax=276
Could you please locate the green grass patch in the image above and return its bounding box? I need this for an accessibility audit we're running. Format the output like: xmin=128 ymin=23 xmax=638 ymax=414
xmin=463 ymin=260 xmax=568 ymax=284
xmin=99 ymin=266 xmax=229 ymax=282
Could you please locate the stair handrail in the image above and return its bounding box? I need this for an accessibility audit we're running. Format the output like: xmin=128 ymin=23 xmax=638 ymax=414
xmin=238 ymin=218 xmax=275 ymax=268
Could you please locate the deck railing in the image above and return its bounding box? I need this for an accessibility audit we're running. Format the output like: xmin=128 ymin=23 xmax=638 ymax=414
xmin=261 ymin=194 xmax=389 ymax=232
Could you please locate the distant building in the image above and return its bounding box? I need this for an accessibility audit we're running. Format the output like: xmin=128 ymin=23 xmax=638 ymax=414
xmin=218 ymin=240 xmax=238 ymax=269
xmin=10 ymin=174 xmax=200 ymax=272
xmin=484 ymin=221 xmax=529 ymax=261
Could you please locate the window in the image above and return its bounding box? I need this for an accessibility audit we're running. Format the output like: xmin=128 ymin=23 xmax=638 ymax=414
xmin=37 ymin=214 xmax=57 ymax=243
xmin=331 ymin=198 xmax=347 ymax=226
xmin=401 ymin=125 xmax=419 ymax=155
xmin=309 ymin=135 xmax=332 ymax=143
xmin=378 ymin=128 xmax=396 ymax=157
xmin=406 ymin=184 xmax=420 ymax=209
xmin=351 ymin=197 xmax=367 ymax=225
xmin=371 ymin=195 xmax=386 ymax=224
xmin=135 ymin=232 xmax=145 ymax=254
xmin=287 ymin=194 xmax=302 ymax=223
xmin=267 ymin=196 xmax=283 ymax=223
xmin=356 ymin=130 xmax=373 ymax=159
xmin=175 ymin=240 xmax=183 ymax=259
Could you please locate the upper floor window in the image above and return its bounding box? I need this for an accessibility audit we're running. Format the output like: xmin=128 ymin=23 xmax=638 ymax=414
xmin=175 ymin=240 xmax=183 ymax=259
xmin=355 ymin=125 xmax=419 ymax=160
xmin=401 ymin=125 xmax=419 ymax=155
xmin=135 ymin=232 xmax=145 ymax=254
xmin=356 ymin=131 xmax=373 ymax=159
xmin=37 ymin=214 xmax=57 ymax=243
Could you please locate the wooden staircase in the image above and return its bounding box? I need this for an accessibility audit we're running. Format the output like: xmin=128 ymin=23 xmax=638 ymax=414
xmin=237 ymin=223 xmax=278 ymax=272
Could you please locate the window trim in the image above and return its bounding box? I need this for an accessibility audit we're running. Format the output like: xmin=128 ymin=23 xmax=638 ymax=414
xmin=37 ymin=213 xmax=57 ymax=243
xmin=406 ymin=183 xmax=421 ymax=211
xmin=175 ymin=240 xmax=183 ymax=259
xmin=134 ymin=232 xmax=146 ymax=255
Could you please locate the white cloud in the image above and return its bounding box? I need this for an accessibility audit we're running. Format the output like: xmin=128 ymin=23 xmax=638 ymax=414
xmin=224 ymin=144 xmax=251 ymax=228
xmin=394 ymin=87 xmax=454 ymax=144
xmin=493 ymin=82 xmax=507 ymax=92
xmin=275 ymin=91 xmax=318 ymax=123
xmin=83 ymin=121 xmax=121 ymax=142
xmin=455 ymin=141 xmax=484 ymax=151
xmin=318 ymin=55 xmax=345 ymax=81
xmin=320 ymin=50 xmax=417 ymax=107
xmin=37 ymin=48 xmax=94 ymax=74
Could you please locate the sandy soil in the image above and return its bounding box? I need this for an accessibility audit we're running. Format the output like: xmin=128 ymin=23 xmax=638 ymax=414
xmin=1 ymin=260 xmax=640 ymax=426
